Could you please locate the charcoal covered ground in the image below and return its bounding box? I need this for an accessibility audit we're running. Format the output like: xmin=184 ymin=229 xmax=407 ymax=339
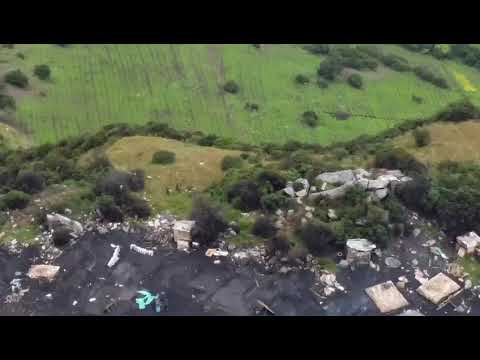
xmin=1 ymin=227 xmax=479 ymax=316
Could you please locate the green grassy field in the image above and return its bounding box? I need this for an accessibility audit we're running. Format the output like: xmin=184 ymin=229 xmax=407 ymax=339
xmin=1 ymin=44 xmax=480 ymax=146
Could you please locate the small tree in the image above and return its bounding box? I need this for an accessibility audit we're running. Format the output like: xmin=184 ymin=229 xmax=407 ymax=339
xmin=96 ymin=195 xmax=124 ymax=223
xmin=152 ymin=150 xmax=176 ymax=165
xmin=223 ymin=80 xmax=240 ymax=94
xmin=0 ymin=94 xmax=16 ymax=110
xmin=190 ymin=196 xmax=228 ymax=246
xmin=221 ymin=155 xmax=243 ymax=171
xmin=15 ymin=171 xmax=45 ymax=194
xmin=0 ymin=190 xmax=31 ymax=210
xmin=34 ymin=64 xmax=51 ymax=80
xmin=4 ymin=69 xmax=29 ymax=88
xmin=302 ymin=111 xmax=319 ymax=127
xmin=251 ymin=217 xmax=277 ymax=238
xmin=295 ymin=74 xmax=310 ymax=85
xmin=413 ymin=128 xmax=431 ymax=147
xmin=347 ymin=73 xmax=363 ymax=89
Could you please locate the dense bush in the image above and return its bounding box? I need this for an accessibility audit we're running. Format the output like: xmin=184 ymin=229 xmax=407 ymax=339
xmin=34 ymin=64 xmax=51 ymax=80
xmin=413 ymin=66 xmax=449 ymax=89
xmin=374 ymin=147 xmax=426 ymax=175
xmin=434 ymin=100 xmax=480 ymax=122
xmin=260 ymin=192 xmax=289 ymax=213
xmin=223 ymin=80 xmax=240 ymax=94
xmin=4 ymin=69 xmax=29 ymax=88
xmin=227 ymin=180 xmax=262 ymax=211
xmin=152 ymin=150 xmax=176 ymax=165
xmin=251 ymin=216 xmax=277 ymax=238
xmin=94 ymin=170 xmax=137 ymax=203
xmin=412 ymin=95 xmax=423 ymax=104
xmin=256 ymin=170 xmax=286 ymax=191
xmin=221 ymin=155 xmax=243 ymax=171
xmin=304 ymin=44 xmax=330 ymax=55
xmin=413 ymin=128 xmax=431 ymax=147
xmin=0 ymin=190 xmax=31 ymax=210
xmin=317 ymin=78 xmax=329 ymax=89
xmin=302 ymin=111 xmax=319 ymax=127
xmin=395 ymin=175 xmax=431 ymax=213
xmin=244 ymin=102 xmax=259 ymax=112
xmin=295 ymin=74 xmax=310 ymax=85
xmin=0 ymin=94 xmax=16 ymax=110
xmin=267 ymin=232 xmax=291 ymax=254
xmin=317 ymin=59 xmax=343 ymax=81
xmin=296 ymin=220 xmax=336 ymax=255
xmin=124 ymin=193 xmax=151 ymax=219
xmin=381 ymin=54 xmax=410 ymax=72
xmin=347 ymin=74 xmax=363 ymax=89
xmin=96 ymin=195 xmax=124 ymax=223
xmin=128 ymin=169 xmax=145 ymax=192
xmin=15 ymin=171 xmax=45 ymax=194
xmin=52 ymin=226 xmax=73 ymax=247
xmin=190 ymin=196 xmax=228 ymax=245
xmin=197 ymin=134 xmax=218 ymax=147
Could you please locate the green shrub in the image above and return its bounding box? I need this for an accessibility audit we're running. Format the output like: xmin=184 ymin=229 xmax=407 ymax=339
xmin=15 ymin=171 xmax=45 ymax=194
xmin=4 ymin=69 xmax=29 ymax=88
xmin=223 ymin=80 xmax=239 ymax=94
xmin=128 ymin=169 xmax=145 ymax=191
xmin=221 ymin=156 xmax=243 ymax=171
xmin=251 ymin=216 xmax=277 ymax=238
xmin=304 ymin=44 xmax=330 ymax=55
xmin=317 ymin=78 xmax=329 ymax=89
xmin=413 ymin=66 xmax=449 ymax=89
xmin=95 ymin=195 xmax=123 ymax=222
xmin=296 ymin=220 xmax=336 ymax=255
xmin=375 ymin=147 xmax=426 ymax=175
xmin=152 ymin=150 xmax=176 ymax=165
xmin=0 ymin=94 xmax=16 ymax=110
xmin=1 ymin=190 xmax=31 ymax=210
xmin=347 ymin=74 xmax=363 ymax=89
xmin=245 ymin=102 xmax=259 ymax=112
xmin=124 ymin=193 xmax=151 ymax=219
xmin=261 ymin=192 xmax=289 ymax=212
xmin=412 ymin=95 xmax=424 ymax=104
xmin=302 ymin=111 xmax=319 ymax=127
xmin=295 ymin=74 xmax=310 ymax=85
xmin=317 ymin=59 xmax=343 ymax=81
xmin=197 ymin=134 xmax=218 ymax=146
xmin=435 ymin=100 xmax=480 ymax=122
xmin=190 ymin=196 xmax=228 ymax=245
xmin=34 ymin=64 xmax=51 ymax=80
xmin=256 ymin=170 xmax=286 ymax=191
xmin=413 ymin=128 xmax=431 ymax=147
xmin=227 ymin=180 xmax=262 ymax=212
xmin=381 ymin=54 xmax=410 ymax=72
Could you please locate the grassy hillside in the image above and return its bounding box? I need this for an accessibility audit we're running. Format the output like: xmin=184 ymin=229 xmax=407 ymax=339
xmin=1 ymin=44 xmax=480 ymax=146
xmin=392 ymin=120 xmax=480 ymax=165
xmin=104 ymin=136 xmax=243 ymax=215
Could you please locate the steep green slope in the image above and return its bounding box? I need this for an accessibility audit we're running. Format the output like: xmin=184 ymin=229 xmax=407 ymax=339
xmin=1 ymin=44 xmax=479 ymax=146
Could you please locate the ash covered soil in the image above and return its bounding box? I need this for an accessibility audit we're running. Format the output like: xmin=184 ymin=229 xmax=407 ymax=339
xmin=1 ymin=222 xmax=480 ymax=316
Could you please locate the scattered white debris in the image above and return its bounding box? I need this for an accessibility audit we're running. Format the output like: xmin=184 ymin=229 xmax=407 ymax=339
xmin=89 ymin=298 xmax=96 ymax=303
xmin=205 ymin=249 xmax=229 ymax=257
xmin=417 ymin=273 xmax=461 ymax=304
xmin=27 ymin=265 xmax=60 ymax=281
xmin=415 ymin=269 xmax=428 ymax=285
xmin=430 ymin=247 xmax=448 ymax=260
xmin=130 ymin=244 xmax=154 ymax=256
xmin=107 ymin=244 xmax=121 ymax=268
xmin=72 ymin=300 xmax=78 ymax=306
xmin=45 ymin=293 xmax=53 ymax=299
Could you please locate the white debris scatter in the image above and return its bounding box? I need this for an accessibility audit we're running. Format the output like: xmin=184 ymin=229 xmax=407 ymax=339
xmin=27 ymin=265 xmax=60 ymax=281
xmin=72 ymin=300 xmax=78 ymax=306
xmin=205 ymin=248 xmax=229 ymax=257
xmin=130 ymin=244 xmax=154 ymax=256
xmin=385 ymin=257 xmax=402 ymax=268
xmin=417 ymin=273 xmax=461 ymax=304
xmin=365 ymin=281 xmax=409 ymax=314
xmin=415 ymin=269 xmax=428 ymax=285
xmin=430 ymin=247 xmax=448 ymax=260
xmin=107 ymin=244 xmax=121 ymax=268
xmin=89 ymin=298 xmax=97 ymax=303
xmin=45 ymin=293 xmax=53 ymax=299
